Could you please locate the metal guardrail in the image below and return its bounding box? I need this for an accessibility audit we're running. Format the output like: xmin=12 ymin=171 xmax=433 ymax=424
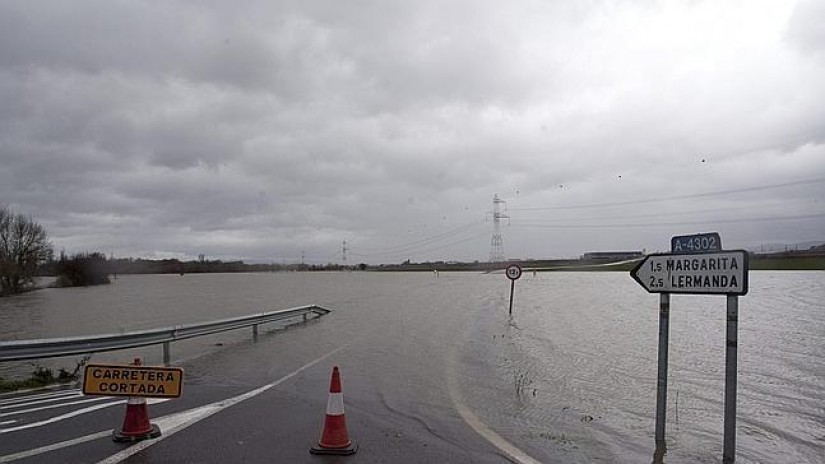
xmin=0 ymin=304 xmax=331 ymax=365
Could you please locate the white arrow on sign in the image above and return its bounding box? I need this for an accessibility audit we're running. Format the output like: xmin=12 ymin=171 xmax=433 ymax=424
xmin=630 ymin=250 xmax=749 ymax=295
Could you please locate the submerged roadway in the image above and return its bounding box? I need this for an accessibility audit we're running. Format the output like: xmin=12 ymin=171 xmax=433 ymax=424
xmin=1 ymin=274 xmax=539 ymax=464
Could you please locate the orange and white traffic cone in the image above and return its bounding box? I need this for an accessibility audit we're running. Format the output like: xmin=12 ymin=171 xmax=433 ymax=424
xmin=310 ymin=366 xmax=357 ymax=455
xmin=112 ymin=358 xmax=161 ymax=443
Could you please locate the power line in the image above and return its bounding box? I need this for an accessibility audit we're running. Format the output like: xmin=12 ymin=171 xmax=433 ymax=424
xmin=514 ymin=212 xmax=825 ymax=229
xmin=348 ymin=223 xmax=488 ymax=259
xmin=408 ymin=231 xmax=490 ymax=257
xmin=348 ymin=221 xmax=485 ymax=256
xmin=518 ymin=200 xmax=814 ymax=222
xmin=510 ymin=176 xmax=825 ymax=211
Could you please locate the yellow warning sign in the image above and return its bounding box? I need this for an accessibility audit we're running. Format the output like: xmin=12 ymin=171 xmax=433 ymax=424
xmin=83 ymin=363 xmax=184 ymax=398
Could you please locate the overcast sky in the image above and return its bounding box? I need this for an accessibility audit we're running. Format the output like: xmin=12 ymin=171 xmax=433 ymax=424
xmin=1 ymin=0 xmax=824 ymax=264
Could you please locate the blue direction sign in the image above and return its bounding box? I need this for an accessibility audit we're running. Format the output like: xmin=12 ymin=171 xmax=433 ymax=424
xmin=631 ymin=250 xmax=749 ymax=295
xmin=671 ymin=232 xmax=722 ymax=253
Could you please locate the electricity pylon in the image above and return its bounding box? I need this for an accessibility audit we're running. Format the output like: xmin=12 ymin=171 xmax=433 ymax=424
xmin=488 ymin=194 xmax=508 ymax=262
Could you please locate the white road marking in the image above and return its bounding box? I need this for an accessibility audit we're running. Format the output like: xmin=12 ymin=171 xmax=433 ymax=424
xmin=0 ymin=398 xmax=174 ymax=462
xmin=0 ymin=399 xmax=169 ymax=433
xmin=96 ymin=344 xmax=348 ymax=464
xmin=0 ymin=391 xmax=81 ymax=407
xmin=1 ymin=396 xmax=110 ymax=417
xmin=0 ymin=388 xmax=77 ymax=400
xmin=447 ymin=341 xmax=541 ymax=464
xmin=449 ymin=388 xmax=542 ymax=464
xmin=0 ymin=421 xmax=16 ymax=426
xmin=0 ymin=401 xmax=121 ymax=434
xmin=0 ymin=430 xmax=112 ymax=463
xmin=0 ymin=343 xmax=349 ymax=463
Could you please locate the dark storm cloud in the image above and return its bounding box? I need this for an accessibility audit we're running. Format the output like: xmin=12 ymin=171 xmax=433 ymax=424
xmin=0 ymin=2 xmax=280 ymax=91
xmin=1 ymin=1 xmax=823 ymax=263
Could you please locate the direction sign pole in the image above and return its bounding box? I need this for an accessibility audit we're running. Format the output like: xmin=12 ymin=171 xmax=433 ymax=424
xmin=723 ymin=295 xmax=738 ymax=463
xmin=632 ymin=236 xmax=748 ymax=463
xmin=655 ymin=293 xmax=670 ymax=445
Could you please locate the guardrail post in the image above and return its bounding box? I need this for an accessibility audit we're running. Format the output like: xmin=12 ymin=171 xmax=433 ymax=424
xmin=163 ymin=342 xmax=171 ymax=366
xmin=252 ymin=324 xmax=259 ymax=342
xmin=303 ymin=313 xmax=308 ymax=322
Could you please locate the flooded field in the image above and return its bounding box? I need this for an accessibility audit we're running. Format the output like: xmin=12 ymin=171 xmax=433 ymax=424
xmin=1 ymin=271 xmax=822 ymax=463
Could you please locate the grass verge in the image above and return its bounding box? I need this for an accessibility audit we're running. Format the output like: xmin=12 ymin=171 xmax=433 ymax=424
xmin=0 ymin=358 xmax=88 ymax=393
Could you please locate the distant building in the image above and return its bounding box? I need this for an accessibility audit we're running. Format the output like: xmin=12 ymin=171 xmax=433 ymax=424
xmin=581 ymin=251 xmax=644 ymax=262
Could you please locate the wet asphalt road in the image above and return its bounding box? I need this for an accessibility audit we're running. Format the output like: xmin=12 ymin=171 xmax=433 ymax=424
xmin=1 ymin=283 xmax=516 ymax=464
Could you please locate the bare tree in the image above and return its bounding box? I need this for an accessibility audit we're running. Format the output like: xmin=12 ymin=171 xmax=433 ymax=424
xmin=0 ymin=207 xmax=52 ymax=295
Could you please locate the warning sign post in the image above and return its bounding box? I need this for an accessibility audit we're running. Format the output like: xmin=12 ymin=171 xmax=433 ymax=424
xmin=505 ymin=264 xmax=522 ymax=316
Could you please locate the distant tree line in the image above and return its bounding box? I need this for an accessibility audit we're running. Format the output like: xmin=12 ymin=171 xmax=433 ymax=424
xmin=54 ymin=252 xmax=111 ymax=287
xmin=93 ymin=258 xmax=362 ymax=275
xmin=35 ymin=254 xmax=368 ymax=276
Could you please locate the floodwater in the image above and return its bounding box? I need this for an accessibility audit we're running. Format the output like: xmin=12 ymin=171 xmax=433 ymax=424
xmin=1 ymin=271 xmax=822 ymax=463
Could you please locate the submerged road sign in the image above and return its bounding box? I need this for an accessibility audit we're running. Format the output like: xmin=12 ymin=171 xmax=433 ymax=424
xmin=631 ymin=250 xmax=749 ymax=295
xmin=505 ymin=264 xmax=522 ymax=316
xmin=83 ymin=363 xmax=184 ymax=398
xmin=505 ymin=264 xmax=522 ymax=280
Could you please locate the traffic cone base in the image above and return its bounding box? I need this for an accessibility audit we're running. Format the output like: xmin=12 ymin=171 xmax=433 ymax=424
xmin=310 ymin=441 xmax=358 ymax=455
xmin=113 ymin=423 xmax=161 ymax=443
